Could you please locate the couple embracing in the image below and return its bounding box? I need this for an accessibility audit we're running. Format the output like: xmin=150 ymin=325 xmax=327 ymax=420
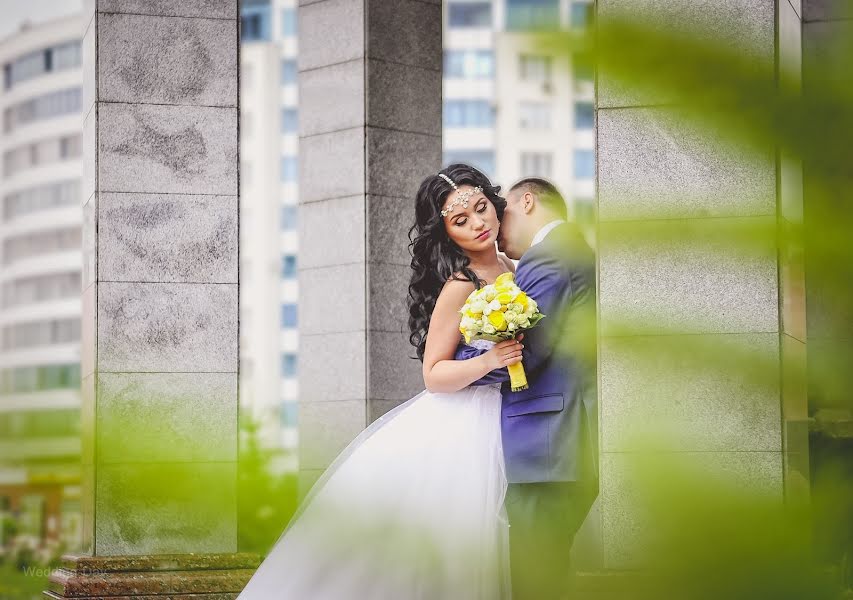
xmin=238 ymin=164 xmax=598 ymax=599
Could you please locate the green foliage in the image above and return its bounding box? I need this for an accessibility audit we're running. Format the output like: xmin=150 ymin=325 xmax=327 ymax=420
xmin=534 ymin=8 xmax=853 ymax=597
xmin=238 ymin=413 xmax=298 ymax=556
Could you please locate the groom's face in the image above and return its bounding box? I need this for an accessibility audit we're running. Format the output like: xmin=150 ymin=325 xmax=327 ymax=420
xmin=497 ymin=189 xmax=526 ymax=260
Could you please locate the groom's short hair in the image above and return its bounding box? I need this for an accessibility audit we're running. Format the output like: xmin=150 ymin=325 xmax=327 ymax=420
xmin=509 ymin=177 xmax=569 ymax=220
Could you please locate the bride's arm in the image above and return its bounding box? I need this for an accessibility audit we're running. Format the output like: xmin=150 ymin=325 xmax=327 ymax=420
xmin=422 ymin=279 xmax=523 ymax=393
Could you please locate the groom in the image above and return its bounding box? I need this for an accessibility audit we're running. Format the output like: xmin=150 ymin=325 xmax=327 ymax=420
xmin=455 ymin=177 xmax=598 ymax=599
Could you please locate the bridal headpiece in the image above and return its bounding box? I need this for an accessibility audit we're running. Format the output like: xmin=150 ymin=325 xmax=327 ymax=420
xmin=438 ymin=173 xmax=483 ymax=217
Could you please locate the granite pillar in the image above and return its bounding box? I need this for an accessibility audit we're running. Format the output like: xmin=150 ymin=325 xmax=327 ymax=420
xmin=802 ymin=4 xmax=853 ymax=409
xmin=801 ymin=0 xmax=853 ymax=578
xmin=297 ymin=0 xmax=442 ymax=491
xmin=595 ymin=0 xmax=806 ymax=569
xmin=48 ymin=1 xmax=258 ymax=597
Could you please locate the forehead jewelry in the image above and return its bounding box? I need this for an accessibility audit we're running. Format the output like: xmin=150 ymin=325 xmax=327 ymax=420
xmin=438 ymin=174 xmax=483 ymax=217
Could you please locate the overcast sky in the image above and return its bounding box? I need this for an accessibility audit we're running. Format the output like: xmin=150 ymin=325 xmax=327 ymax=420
xmin=0 ymin=0 xmax=83 ymax=40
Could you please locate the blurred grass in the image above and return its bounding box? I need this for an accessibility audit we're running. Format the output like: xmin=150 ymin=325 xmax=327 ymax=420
xmin=238 ymin=413 xmax=298 ymax=556
xmin=0 ymin=562 xmax=50 ymax=600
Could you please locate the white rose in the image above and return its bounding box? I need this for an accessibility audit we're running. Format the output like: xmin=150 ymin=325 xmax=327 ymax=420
xmin=471 ymin=300 xmax=488 ymax=314
xmin=483 ymin=324 xmax=497 ymax=334
xmin=504 ymin=312 xmax=517 ymax=324
xmin=518 ymin=316 xmax=531 ymax=328
xmin=507 ymin=322 xmax=518 ymax=331
xmin=483 ymin=305 xmax=492 ymax=316
xmin=489 ymin=299 xmax=502 ymax=312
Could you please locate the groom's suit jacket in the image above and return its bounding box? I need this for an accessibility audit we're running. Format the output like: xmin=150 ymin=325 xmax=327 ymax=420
xmin=455 ymin=223 xmax=598 ymax=484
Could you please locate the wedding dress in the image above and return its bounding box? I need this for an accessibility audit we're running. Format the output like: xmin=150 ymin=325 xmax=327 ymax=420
xmin=237 ymin=340 xmax=510 ymax=599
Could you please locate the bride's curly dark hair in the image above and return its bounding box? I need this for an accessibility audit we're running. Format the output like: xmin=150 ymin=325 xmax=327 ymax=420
xmin=407 ymin=164 xmax=506 ymax=361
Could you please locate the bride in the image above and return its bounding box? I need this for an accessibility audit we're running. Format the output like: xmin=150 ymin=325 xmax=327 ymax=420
xmin=237 ymin=164 xmax=525 ymax=599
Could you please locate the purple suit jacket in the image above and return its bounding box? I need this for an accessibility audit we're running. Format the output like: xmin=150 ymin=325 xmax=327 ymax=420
xmin=455 ymin=223 xmax=598 ymax=484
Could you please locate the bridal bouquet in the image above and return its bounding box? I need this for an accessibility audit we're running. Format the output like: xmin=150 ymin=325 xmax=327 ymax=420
xmin=459 ymin=272 xmax=545 ymax=391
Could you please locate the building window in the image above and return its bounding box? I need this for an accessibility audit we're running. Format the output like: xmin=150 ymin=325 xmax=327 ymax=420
xmin=59 ymin=134 xmax=81 ymax=159
xmin=3 ymin=135 xmax=82 ymax=177
xmin=280 ymin=401 xmax=298 ymax=426
xmin=3 ymin=41 xmax=81 ymax=91
xmin=573 ymin=53 xmax=594 ymax=82
xmin=281 ymin=205 xmax=298 ymax=231
xmin=519 ymin=54 xmax=552 ymax=83
xmin=519 ymin=102 xmax=551 ymax=129
xmin=574 ymin=149 xmax=595 ymax=179
xmin=2 ymin=318 xmax=80 ymax=351
xmin=575 ymin=101 xmax=594 ymax=129
xmin=281 ymin=59 xmax=297 ymax=84
xmin=0 ymin=409 xmax=80 ymax=439
xmin=281 ymin=108 xmax=298 ymax=133
xmin=281 ymin=304 xmax=298 ymax=328
xmin=280 ymin=156 xmax=298 ymax=182
xmin=443 ymin=150 xmax=495 ymax=179
xmin=448 ymin=2 xmax=492 ymax=27
xmin=3 ymin=180 xmax=79 ymax=222
xmin=2 ymin=271 xmax=79 ymax=308
xmin=521 ymin=152 xmax=553 ymax=178
xmin=3 ymin=227 xmax=81 ymax=265
xmin=571 ymin=1 xmax=591 ymax=28
xmin=53 ymin=41 xmax=81 ymax=70
xmin=444 ymin=50 xmax=494 ymax=79
xmin=444 ymin=100 xmax=494 ymax=128
xmin=240 ymin=1 xmax=271 ymax=42
xmin=0 ymin=364 xmax=80 ymax=393
xmin=281 ymin=8 xmax=297 ymax=36
xmin=506 ymin=0 xmax=560 ymax=31
xmin=3 ymin=87 xmax=82 ymax=133
xmin=281 ymin=353 xmax=298 ymax=378
xmin=281 ymin=255 xmax=297 ymax=278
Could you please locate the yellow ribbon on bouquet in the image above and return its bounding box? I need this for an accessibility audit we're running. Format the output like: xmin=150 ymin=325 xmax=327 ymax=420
xmin=507 ymin=361 xmax=529 ymax=392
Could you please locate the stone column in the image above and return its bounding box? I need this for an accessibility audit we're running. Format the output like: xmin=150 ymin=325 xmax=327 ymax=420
xmin=296 ymin=0 xmax=442 ymax=491
xmin=49 ymin=1 xmax=257 ymax=597
xmin=801 ymin=0 xmax=853 ymax=556
xmin=594 ymin=0 xmax=806 ymax=569
xmin=802 ymin=6 xmax=852 ymax=401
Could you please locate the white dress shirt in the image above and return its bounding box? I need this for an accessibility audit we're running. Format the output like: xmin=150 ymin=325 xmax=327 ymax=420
xmin=530 ymin=219 xmax=566 ymax=248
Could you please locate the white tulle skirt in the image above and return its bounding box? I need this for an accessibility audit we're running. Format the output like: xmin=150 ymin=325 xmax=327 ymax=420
xmin=237 ymin=383 xmax=510 ymax=600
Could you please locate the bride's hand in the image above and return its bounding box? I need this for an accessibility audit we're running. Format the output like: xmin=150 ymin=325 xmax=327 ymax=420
xmin=483 ymin=334 xmax=524 ymax=371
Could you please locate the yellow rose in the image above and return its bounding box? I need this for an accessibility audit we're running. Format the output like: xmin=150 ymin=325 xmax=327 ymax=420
xmin=488 ymin=310 xmax=508 ymax=331
xmin=495 ymin=291 xmax=515 ymax=305
xmin=515 ymin=292 xmax=529 ymax=310
xmin=495 ymin=272 xmax=515 ymax=287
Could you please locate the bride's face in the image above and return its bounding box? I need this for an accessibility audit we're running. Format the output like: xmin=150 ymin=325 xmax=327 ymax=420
xmin=441 ymin=185 xmax=500 ymax=253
